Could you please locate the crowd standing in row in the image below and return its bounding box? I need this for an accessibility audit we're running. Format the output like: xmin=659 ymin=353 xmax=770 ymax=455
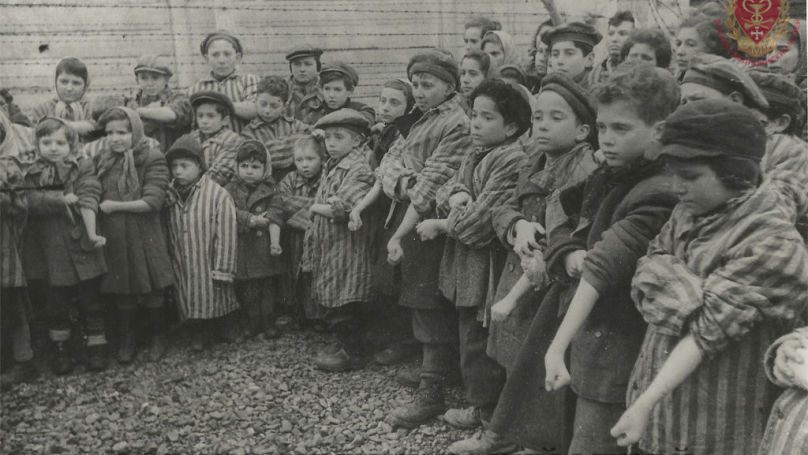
xmin=1 ymin=3 xmax=808 ymax=454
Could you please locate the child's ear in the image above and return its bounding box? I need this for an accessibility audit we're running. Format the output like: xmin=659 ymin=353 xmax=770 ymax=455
xmin=653 ymin=120 xmax=665 ymax=142
xmin=574 ymin=123 xmax=591 ymax=142
xmin=585 ymin=52 xmax=595 ymax=70
xmin=504 ymin=122 xmax=519 ymax=139
xmin=728 ymin=91 xmax=745 ymax=105
xmin=770 ymin=113 xmax=792 ymax=134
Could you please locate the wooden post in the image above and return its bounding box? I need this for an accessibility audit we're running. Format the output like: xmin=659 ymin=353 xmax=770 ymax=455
xmin=540 ymin=0 xmax=564 ymax=25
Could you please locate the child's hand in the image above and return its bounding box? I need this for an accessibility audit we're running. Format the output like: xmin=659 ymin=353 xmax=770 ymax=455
xmin=491 ymin=296 xmax=517 ymax=322
xmin=387 ymin=237 xmax=404 ymax=265
xmin=63 ymin=193 xmax=79 ymax=205
xmin=251 ymin=214 xmax=270 ymax=228
xmin=544 ymin=346 xmax=570 ymax=391
xmin=99 ymin=200 xmax=116 ymax=214
xmin=415 ymin=219 xmax=443 ymax=241
xmin=348 ymin=208 xmax=363 ymax=232
xmin=610 ymin=400 xmax=653 ymax=448
xmin=563 ymin=250 xmax=587 ymax=278
xmin=88 ymin=233 xmax=106 ymax=249
xmin=270 ymin=243 xmax=283 ymax=256
xmin=371 ymin=122 xmax=385 ymax=135
xmin=774 ymin=337 xmax=806 ymax=386
xmin=311 ymin=129 xmax=325 ymax=141
xmin=521 ymin=254 xmax=547 ymax=288
xmin=513 ymin=220 xmax=544 ymax=259
xmin=448 ymin=192 xmax=471 ymax=211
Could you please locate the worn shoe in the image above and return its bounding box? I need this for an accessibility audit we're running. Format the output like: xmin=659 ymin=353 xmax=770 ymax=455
xmin=117 ymin=332 xmax=136 ymax=364
xmin=314 ymin=347 xmax=362 ymax=372
xmin=389 ymin=378 xmax=447 ymax=428
xmin=447 ymin=430 xmax=518 ymax=455
xmin=0 ymin=361 xmax=39 ymax=390
xmin=148 ymin=334 xmax=167 ymax=362
xmin=52 ymin=341 xmax=73 ymax=375
xmin=396 ymin=365 xmax=421 ymax=388
xmin=443 ymin=406 xmax=483 ymax=430
xmin=373 ymin=339 xmax=420 ymax=365
xmin=86 ymin=344 xmax=109 ymax=372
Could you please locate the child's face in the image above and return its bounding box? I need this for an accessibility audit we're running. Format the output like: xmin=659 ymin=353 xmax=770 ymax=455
xmin=607 ymin=21 xmax=634 ymax=58
xmin=237 ymin=158 xmax=265 ymax=184
xmin=322 ymin=79 xmax=351 ymax=110
xmin=411 ymin=73 xmax=453 ymax=112
xmin=294 ymin=146 xmax=323 ymax=179
xmin=38 ymin=127 xmax=72 ymax=163
xmin=464 ymin=27 xmax=483 ymax=54
xmin=532 ymin=90 xmax=589 ymax=156
xmin=460 ymin=58 xmax=486 ymax=97
xmin=256 ymin=92 xmax=285 ymax=122
xmin=377 ymin=88 xmax=408 ymax=124
xmin=470 ymin=95 xmax=515 ymax=147
xmin=675 ymin=27 xmax=707 ymax=72
xmin=668 ymin=160 xmax=738 ymax=216
xmin=323 ymin=127 xmax=360 ymax=159
xmin=105 ymin=119 xmax=133 ymax=153
xmin=534 ymin=37 xmax=549 ymax=74
xmin=625 ymin=43 xmax=657 ymax=66
xmin=291 ymin=57 xmax=318 ymax=85
xmin=549 ymin=42 xmax=591 ymax=80
xmin=767 ymin=34 xmax=801 ymax=75
xmin=680 ymin=83 xmax=725 ymax=105
xmin=195 ymin=103 xmax=228 ymax=135
xmin=205 ymin=39 xmax=241 ymax=77
xmin=171 ymin=158 xmax=202 ymax=185
xmin=596 ymin=100 xmax=655 ymax=168
xmin=136 ymin=71 xmax=170 ymax=97
xmin=55 ymin=72 xmax=86 ymax=103
xmin=482 ymin=42 xmax=506 ymax=69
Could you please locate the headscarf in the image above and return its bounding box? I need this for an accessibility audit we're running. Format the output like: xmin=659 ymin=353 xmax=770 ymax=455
xmin=53 ymin=57 xmax=90 ymax=122
xmin=96 ymin=107 xmax=147 ymax=201
xmin=482 ymin=31 xmax=521 ymax=75
xmin=30 ymin=117 xmax=81 ymax=187
xmin=383 ymin=78 xmax=415 ymax=113
xmin=0 ymin=108 xmax=35 ymax=162
xmin=235 ymin=140 xmax=274 ymax=184
xmin=787 ymin=19 xmax=807 ymax=89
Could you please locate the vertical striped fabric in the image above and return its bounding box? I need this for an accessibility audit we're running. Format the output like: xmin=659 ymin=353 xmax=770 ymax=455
xmin=242 ymin=116 xmax=311 ymax=172
xmin=81 ymin=136 xmax=162 ymax=161
xmin=166 ymin=175 xmax=239 ymax=320
xmin=29 ymin=98 xmax=91 ymax=124
xmin=183 ymin=129 xmax=245 ymax=188
xmin=278 ymin=170 xmax=319 ymax=280
xmin=189 ymin=71 xmax=260 ymax=133
xmin=763 ymin=134 xmax=808 ymax=239
xmin=0 ymin=157 xmax=27 ymax=288
xmin=302 ymin=147 xmax=375 ymax=308
xmin=285 ymin=76 xmax=320 ymax=122
xmin=628 ymin=181 xmax=808 ymax=455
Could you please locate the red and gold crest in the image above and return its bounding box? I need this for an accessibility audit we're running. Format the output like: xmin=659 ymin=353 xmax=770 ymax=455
xmin=724 ymin=0 xmax=791 ymax=57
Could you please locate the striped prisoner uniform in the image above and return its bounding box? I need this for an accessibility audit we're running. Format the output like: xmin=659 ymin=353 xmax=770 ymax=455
xmin=189 ymin=71 xmax=259 ymax=133
xmin=242 ymin=115 xmax=311 ymax=173
xmin=181 ymin=129 xmax=244 ymax=188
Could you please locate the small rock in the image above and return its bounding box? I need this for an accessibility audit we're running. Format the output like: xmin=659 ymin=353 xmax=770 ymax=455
xmin=166 ymin=430 xmax=179 ymax=442
xmin=85 ymin=414 xmax=100 ymax=425
xmin=280 ymin=420 xmax=292 ymax=433
xmin=112 ymin=441 xmax=128 ymax=453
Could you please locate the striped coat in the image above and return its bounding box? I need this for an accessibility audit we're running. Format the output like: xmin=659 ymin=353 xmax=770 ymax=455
xmin=0 ymin=157 xmax=27 ymax=288
xmin=285 ymin=76 xmax=320 ymax=121
xmin=302 ymin=147 xmax=375 ymax=308
xmin=125 ymin=88 xmax=192 ymax=152
xmin=758 ymin=327 xmax=808 ymax=455
xmin=189 ymin=71 xmax=260 ymax=133
xmin=763 ymin=133 xmax=808 ymax=239
xmin=166 ymin=175 xmax=238 ymax=319
xmin=82 ymin=136 xmax=162 ymax=161
xmin=29 ymin=98 xmax=92 ymax=124
xmin=628 ymin=181 xmax=808 ymax=454
xmin=242 ymin=116 xmax=311 ymax=173
xmin=182 ymin=129 xmax=244 ymax=188
xmin=278 ymin=169 xmax=319 ymax=279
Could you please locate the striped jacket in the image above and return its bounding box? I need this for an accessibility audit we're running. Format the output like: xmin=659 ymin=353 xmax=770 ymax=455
xmin=628 ymin=180 xmax=808 ymax=454
xmin=125 ymin=88 xmax=192 ymax=152
xmin=377 ymin=94 xmax=471 ymax=216
xmin=763 ymin=133 xmax=808 ymax=239
xmin=242 ymin=116 xmax=311 ymax=172
xmin=82 ymin=136 xmax=162 ymax=161
xmin=166 ymin=175 xmax=238 ymax=319
xmin=278 ymin=170 xmax=319 ymax=279
xmin=189 ymin=70 xmax=260 ymax=133
xmin=0 ymin=157 xmax=27 ymax=288
xmin=183 ymin=129 xmax=244 ymax=188
xmin=758 ymin=327 xmax=808 ymax=455
xmin=29 ymin=98 xmax=92 ymax=124
xmin=302 ymin=147 xmax=375 ymax=308
xmin=285 ymin=76 xmax=320 ymax=122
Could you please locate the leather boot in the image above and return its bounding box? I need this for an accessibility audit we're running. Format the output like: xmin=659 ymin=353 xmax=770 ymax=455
xmin=389 ymin=374 xmax=447 ymax=428
xmin=117 ymin=308 xmax=136 ymax=364
xmin=51 ymin=340 xmax=73 ymax=375
xmin=147 ymin=307 xmax=167 ymax=362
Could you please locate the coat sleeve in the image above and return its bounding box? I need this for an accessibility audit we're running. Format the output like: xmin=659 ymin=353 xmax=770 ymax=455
xmin=242 ymin=74 xmax=260 ymax=103
xmin=140 ymin=150 xmax=170 ymax=211
xmin=74 ymin=159 xmax=102 ymax=212
xmin=207 ymin=134 xmax=244 ymax=187
xmin=165 ymin=92 xmax=193 ymax=131
xmin=328 ymin=163 xmax=375 ymax=223
xmin=278 ymin=174 xmax=314 ymax=232
xmin=377 ymin=135 xmax=411 ymax=201
xmin=266 ymin=191 xmax=285 ymax=226
xmin=211 ymin=189 xmax=238 ymax=282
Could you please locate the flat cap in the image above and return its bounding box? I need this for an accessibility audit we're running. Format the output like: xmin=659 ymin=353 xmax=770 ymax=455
xmin=320 ymin=61 xmax=359 ymax=87
xmin=539 ymin=72 xmax=597 ymax=131
xmin=541 ymin=22 xmax=603 ymax=48
xmin=189 ymin=91 xmax=235 ymax=116
xmin=286 ymin=44 xmax=324 ymax=62
xmin=314 ymin=108 xmax=370 ymax=136
xmin=407 ymin=49 xmax=460 ymax=88
xmin=749 ymin=70 xmax=804 ymax=112
xmin=681 ymin=55 xmax=769 ymax=111
xmin=200 ymin=30 xmax=243 ymax=56
xmin=134 ymin=54 xmax=173 ymax=77
xmin=649 ymin=98 xmax=766 ymax=162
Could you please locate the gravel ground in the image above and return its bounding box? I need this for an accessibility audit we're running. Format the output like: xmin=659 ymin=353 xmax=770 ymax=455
xmin=1 ymin=327 xmax=475 ymax=455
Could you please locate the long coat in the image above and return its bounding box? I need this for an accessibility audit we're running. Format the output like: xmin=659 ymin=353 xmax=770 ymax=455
xmin=1 ymin=157 xmax=27 ymax=288
xmin=166 ymin=175 xmax=238 ymax=319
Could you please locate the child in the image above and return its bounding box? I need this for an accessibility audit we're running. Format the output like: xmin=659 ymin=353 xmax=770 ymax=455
xmin=303 ymin=109 xmax=375 ymax=372
xmin=497 ymin=64 xmax=527 ymax=87
xmin=619 ymin=28 xmax=673 ymax=69
xmin=190 ymin=30 xmax=259 ymax=133
xmin=94 ymin=107 xmax=174 ymax=364
xmin=415 ymin=78 xmax=531 ymax=431
xmin=300 ymin=62 xmax=375 ymax=126
xmin=459 ymin=51 xmax=490 ymax=99
xmin=284 ymin=45 xmax=324 ymax=121
xmin=448 ymin=73 xmax=601 ymax=455
xmin=610 ymin=99 xmax=808 ymax=454
xmin=673 ymin=11 xmax=733 ymax=78
xmin=543 ymin=22 xmax=603 ymax=90
xmin=463 ymin=16 xmax=502 ymax=54
xmin=224 ymin=140 xmax=284 ymax=340
xmin=165 ymin=134 xmax=239 ymax=351
xmin=278 ymin=136 xmax=325 ymax=324
xmin=588 ymin=11 xmax=635 ymax=86
xmin=184 ymin=91 xmax=245 ymax=187
xmin=126 ymin=54 xmax=192 ymax=152
xmin=542 ymin=64 xmax=680 ymax=454
xmin=758 ymin=326 xmax=808 ymax=454
xmin=29 ymin=57 xmax=97 ymax=138
xmin=23 ymin=118 xmax=108 ymax=373
xmin=480 ymin=31 xmax=519 ymax=74
xmin=0 ymin=106 xmax=36 ymax=164
xmin=0 ymin=155 xmax=37 ymax=389
xmin=242 ymin=76 xmax=311 ymax=183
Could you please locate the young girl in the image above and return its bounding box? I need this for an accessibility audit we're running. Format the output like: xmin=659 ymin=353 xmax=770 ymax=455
xmin=480 ymin=31 xmax=520 ymax=76
xmin=674 ymin=12 xmax=732 ymax=79
xmin=23 ymin=118 xmax=108 ymax=373
xmin=463 ymin=16 xmax=502 ymax=54
xmin=30 ymin=58 xmax=97 ymax=139
xmin=95 ymin=107 xmax=174 ymax=364
xmin=525 ymin=19 xmax=553 ymax=93
xmin=459 ymin=51 xmax=490 ymax=99
xmin=165 ymin=134 xmax=239 ymax=351
xmin=304 ymin=109 xmax=375 ymax=372
xmin=610 ymin=99 xmax=808 ymax=454
xmin=620 ymin=28 xmax=673 ymax=69
xmin=190 ymin=30 xmax=259 ymax=133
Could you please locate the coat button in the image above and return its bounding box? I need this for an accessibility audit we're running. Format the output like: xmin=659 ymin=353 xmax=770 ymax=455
xmin=508 ymin=263 xmax=514 ymax=272
xmin=632 ymin=382 xmax=639 ymax=390
xmin=776 ymin=407 xmax=785 ymax=419
xmin=594 ymin=331 xmax=602 ymax=338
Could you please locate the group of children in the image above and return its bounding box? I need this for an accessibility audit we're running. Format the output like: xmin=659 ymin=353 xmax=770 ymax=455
xmin=1 ymin=4 xmax=808 ymax=454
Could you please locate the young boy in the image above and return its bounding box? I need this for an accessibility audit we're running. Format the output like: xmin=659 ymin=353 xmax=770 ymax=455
xmin=126 ymin=54 xmax=192 ymax=152
xmin=285 ymin=44 xmax=324 ymax=121
xmin=224 ymin=140 xmax=284 ymax=340
xmin=301 ymin=62 xmax=375 ymax=126
xmin=184 ymin=91 xmax=245 ymax=187
xmin=242 ymin=76 xmax=311 ymax=183
xmin=543 ymin=22 xmax=603 ymax=91
xmin=588 ymin=11 xmax=635 ymax=86
xmin=542 ymin=64 xmax=680 ymax=454
xmin=415 ymin=79 xmax=531 ymax=431
xmin=190 ymin=30 xmax=259 ymax=133
xmin=165 ymin=134 xmax=239 ymax=351
xmin=303 ymin=109 xmax=375 ymax=372
xmin=30 ymin=57 xmax=97 ymax=138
